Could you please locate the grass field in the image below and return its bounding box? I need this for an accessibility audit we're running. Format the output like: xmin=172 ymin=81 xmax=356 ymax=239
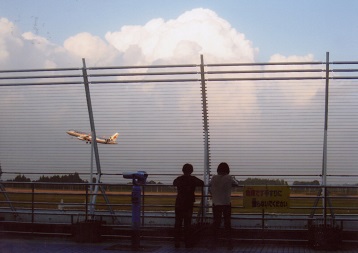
xmin=1 ymin=186 xmax=358 ymax=215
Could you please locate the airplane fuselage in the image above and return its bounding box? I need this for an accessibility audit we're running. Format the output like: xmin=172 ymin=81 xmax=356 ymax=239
xmin=66 ymin=130 xmax=118 ymax=144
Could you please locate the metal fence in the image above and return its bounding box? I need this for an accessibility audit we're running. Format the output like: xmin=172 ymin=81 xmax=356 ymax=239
xmin=1 ymin=52 xmax=358 ymax=187
xmin=1 ymin=53 xmax=358 ymax=245
xmin=0 ymin=181 xmax=357 ymax=244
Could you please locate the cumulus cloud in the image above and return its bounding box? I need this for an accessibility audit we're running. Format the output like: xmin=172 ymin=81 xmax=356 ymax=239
xmin=266 ymin=53 xmax=322 ymax=105
xmin=0 ymin=8 xmax=261 ymax=68
xmin=0 ymin=10 xmax=323 ymax=111
xmin=0 ymin=9 xmax=323 ymax=112
xmin=105 ymin=8 xmax=258 ymax=64
xmin=0 ymin=9 xmax=322 ymax=117
xmin=0 ymin=18 xmax=77 ymax=69
xmin=0 ymin=18 xmax=24 ymax=66
xmin=64 ymin=32 xmax=120 ymax=66
xmin=3 ymin=8 xmax=327 ymax=69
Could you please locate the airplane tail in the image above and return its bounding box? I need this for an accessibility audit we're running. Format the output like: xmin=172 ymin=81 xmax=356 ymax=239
xmin=109 ymin=133 xmax=119 ymax=142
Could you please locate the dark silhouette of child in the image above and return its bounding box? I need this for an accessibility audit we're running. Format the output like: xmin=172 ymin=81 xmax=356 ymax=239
xmin=173 ymin=163 xmax=204 ymax=248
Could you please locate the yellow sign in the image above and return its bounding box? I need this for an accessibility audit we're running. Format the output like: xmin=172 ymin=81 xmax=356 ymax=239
xmin=243 ymin=185 xmax=290 ymax=210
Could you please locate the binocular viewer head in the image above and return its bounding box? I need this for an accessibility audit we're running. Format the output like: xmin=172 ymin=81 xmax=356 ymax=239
xmin=123 ymin=171 xmax=148 ymax=185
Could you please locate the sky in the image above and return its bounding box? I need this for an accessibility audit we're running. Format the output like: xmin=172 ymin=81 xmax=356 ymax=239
xmin=1 ymin=0 xmax=358 ymax=68
xmin=1 ymin=0 xmax=358 ymax=185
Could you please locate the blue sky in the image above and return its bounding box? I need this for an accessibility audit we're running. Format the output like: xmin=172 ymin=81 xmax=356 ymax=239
xmin=1 ymin=0 xmax=358 ymax=65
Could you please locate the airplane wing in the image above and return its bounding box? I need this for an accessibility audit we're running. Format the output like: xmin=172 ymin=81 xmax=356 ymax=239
xmin=77 ymin=135 xmax=91 ymax=141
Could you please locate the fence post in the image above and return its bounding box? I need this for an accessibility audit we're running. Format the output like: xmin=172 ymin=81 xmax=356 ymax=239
xmin=85 ymin=185 xmax=88 ymax=221
xmin=201 ymin=186 xmax=204 ymax=224
xmin=322 ymin=52 xmax=330 ymax=223
xmin=82 ymin=59 xmax=102 ymax=178
xmin=200 ymin=55 xmax=211 ymax=216
xmin=82 ymin=58 xmax=102 ymax=215
xmin=31 ymin=183 xmax=35 ymax=223
xmin=141 ymin=185 xmax=145 ymax=227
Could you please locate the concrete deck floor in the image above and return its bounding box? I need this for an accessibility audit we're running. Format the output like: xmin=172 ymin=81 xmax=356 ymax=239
xmin=0 ymin=236 xmax=357 ymax=253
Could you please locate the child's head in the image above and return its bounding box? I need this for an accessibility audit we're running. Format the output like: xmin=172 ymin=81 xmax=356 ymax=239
xmin=217 ymin=162 xmax=230 ymax=175
xmin=182 ymin=163 xmax=193 ymax=175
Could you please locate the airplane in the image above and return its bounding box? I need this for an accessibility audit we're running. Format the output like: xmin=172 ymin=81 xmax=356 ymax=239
xmin=66 ymin=130 xmax=119 ymax=144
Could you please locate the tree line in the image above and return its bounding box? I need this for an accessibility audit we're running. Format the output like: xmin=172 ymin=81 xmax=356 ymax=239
xmin=5 ymin=172 xmax=87 ymax=190
xmin=238 ymin=178 xmax=288 ymax=186
xmin=4 ymin=174 xmax=357 ymax=194
xmin=4 ymin=174 xmax=291 ymax=191
xmin=6 ymin=175 xmax=289 ymax=184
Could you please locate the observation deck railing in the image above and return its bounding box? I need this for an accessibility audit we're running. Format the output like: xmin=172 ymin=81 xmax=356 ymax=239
xmin=0 ymin=181 xmax=357 ymax=244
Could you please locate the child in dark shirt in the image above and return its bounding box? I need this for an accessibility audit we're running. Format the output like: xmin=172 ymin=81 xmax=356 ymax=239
xmin=173 ymin=163 xmax=204 ymax=248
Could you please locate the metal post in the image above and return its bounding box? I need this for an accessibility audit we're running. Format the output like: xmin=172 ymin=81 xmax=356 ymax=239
xmin=82 ymin=59 xmax=101 ymax=176
xmin=141 ymin=186 xmax=145 ymax=227
xmin=82 ymin=58 xmax=102 ymax=215
xmin=123 ymin=172 xmax=147 ymax=248
xmin=85 ymin=185 xmax=88 ymax=220
xmin=200 ymin=55 xmax=211 ymax=215
xmin=0 ymin=183 xmax=19 ymax=220
xmin=31 ymin=183 xmax=35 ymax=223
xmin=322 ymin=52 xmax=330 ymax=223
xmin=132 ymin=184 xmax=141 ymax=249
xmin=261 ymin=208 xmax=265 ymax=242
xmin=89 ymin=132 xmax=94 ymax=215
xmin=262 ymin=208 xmax=265 ymax=230
xmin=201 ymin=186 xmax=204 ymax=224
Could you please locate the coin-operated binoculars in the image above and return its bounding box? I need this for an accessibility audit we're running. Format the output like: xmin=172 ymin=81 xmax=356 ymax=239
xmin=123 ymin=171 xmax=148 ymax=249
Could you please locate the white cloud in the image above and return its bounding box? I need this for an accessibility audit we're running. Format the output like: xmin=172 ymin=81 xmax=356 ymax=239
xmin=105 ymin=8 xmax=258 ymax=64
xmin=2 ymin=8 xmax=321 ymax=69
xmin=269 ymin=53 xmax=315 ymax=63
xmin=0 ymin=18 xmax=24 ymax=65
xmin=64 ymin=32 xmax=120 ymax=66
xmin=22 ymin=31 xmax=51 ymax=45
xmin=0 ymin=18 xmax=77 ymax=69
xmin=266 ymin=53 xmax=322 ymax=105
xmin=0 ymin=11 xmax=322 ymax=109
